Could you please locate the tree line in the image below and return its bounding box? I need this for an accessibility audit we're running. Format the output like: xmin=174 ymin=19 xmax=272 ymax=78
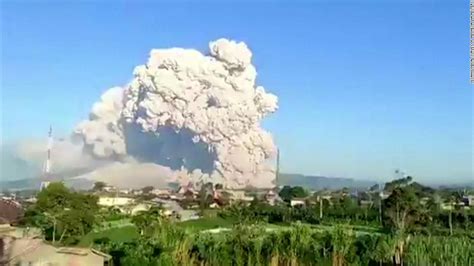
xmin=19 ymin=178 xmax=474 ymax=265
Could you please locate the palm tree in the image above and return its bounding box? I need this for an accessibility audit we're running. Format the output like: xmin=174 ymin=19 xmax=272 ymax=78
xmin=131 ymin=206 xmax=163 ymax=235
xmin=372 ymin=235 xmax=395 ymax=266
xmin=443 ymin=195 xmax=457 ymax=236
xmin=265 ymin=231 xmax=282 ymax=266
xmin=331 ymin=225 xmax=355 ymax=266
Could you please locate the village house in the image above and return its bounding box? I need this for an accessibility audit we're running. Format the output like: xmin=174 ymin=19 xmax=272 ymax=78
xmin=290 ymin=198 xmax=306 ymax=207
xmin=3 ymin=238 xmax=111 ymax=266
xmin=98 ymin=196 xmax=134 ymax=207
xmin=462 ymin=195 xmax=474 ymax=206
xmin=151 ymin=188 xmax=172 ymax=199
xmin=1 ymin=224 xmax=111 ymax=266
xmin=264 ymin=190 xmax=283 ymax=206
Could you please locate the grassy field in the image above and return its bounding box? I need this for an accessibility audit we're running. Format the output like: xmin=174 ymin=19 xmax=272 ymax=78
xmin=177 ymin=216 xmax=236 ymax=233
xmin=78 ymin=225 xmax=139 ymax=247
xmin=94 ymin=218 xmax=134 ymax=231
xmin=79 ymin=215 xmax=381 ymax=247
xmin=308 ymin=223 xmax=382 ymax=235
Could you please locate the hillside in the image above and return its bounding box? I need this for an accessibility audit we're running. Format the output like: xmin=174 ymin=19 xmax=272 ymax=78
xmin=1 ymin=173 xmax=375 ymax=191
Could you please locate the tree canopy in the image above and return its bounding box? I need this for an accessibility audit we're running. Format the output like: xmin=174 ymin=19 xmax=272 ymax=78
xmin=93 ymin=181 xmax=107 ymax=192
xmin=24 ymin=182 xmax=99 ymax=245
xmin=142 ymin=186 xmax=155 ymax=194
xmin=278 ymin=186 xmax=308 ymax=202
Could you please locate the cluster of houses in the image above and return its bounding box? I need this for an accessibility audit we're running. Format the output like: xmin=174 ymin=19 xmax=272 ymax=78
xmin=0 ymin=182 xmax=283 ymax=265
xmin=1 ymin=183 xmax=473 ymax=266
xmin=94 ymin=182 xmax=283 ymax=219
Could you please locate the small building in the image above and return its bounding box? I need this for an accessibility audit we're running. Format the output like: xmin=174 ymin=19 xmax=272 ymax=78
xmin=209 ymin=202 xmax=220 ymax=209
xmin=102 ymin=186 xmax=117 ymax=193
xmin=129 ymin=203 xmax=152 ymax=216
xmin=177 ymin=182 xmax=196 ymax=196
xmin=23 ymin=197 xmax=37 ymax=204
xmin=98 ymin=196 xmax=134 ymax=207
xmin=440 ymin=202 xmax=465 ymax=210
xmin=228 ymin=190 xmax=255 ymax=203
xmin=132 ymin=189 xmax=143 ymax=195
xmin=359 ymin=200 xmax=374 ymax=208
xmin=265 ymin=190 xmax=283 ymax=206
xmin=151 ymin=189 xmax=171 ymax=199
xmin=119 ymin=189 xmax=131 ymax=195
xmin=0 ymin=224 xmax=41 ymax=239
xmin=3 ymin=238 xmax=111 ymax=265
xmin=462 ymin=195 xmax=474 ymax=206
xmin=380 ymin=191 xmax=391 ymax=200
xmin=290 ymin=198 xmax=306 ymax=207
xmin=419 ymin=197 xmax=431 ymax=206
xmin=178 ymin=210 xmax=199 ymax=221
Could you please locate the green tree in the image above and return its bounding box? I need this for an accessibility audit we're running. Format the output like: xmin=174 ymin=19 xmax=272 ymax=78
xmin=23 ymin=182 xmax=98 ymax=245
xmin=278 ymin=186 xmax=308 ymax=202
xmin=384 ymin=175 xmax=413 ymax=192
xmin=131 ymin=206 xmax=163 ymax=235
xmin=278 ymin=186 xmax=293 ymax=202
xmin=383 ymin=186 xmax=420 ymax=265
xmin=141 ymin=186 xmax=154 ymax=194
xmin=369 ymin=184 xmax=380 ymax=192
xmin=331 ymin=226 xmax=355 ymax=266
xmin=93 ymin=181 xmax=107 ymax=192
xmin=383 ymin=186 xmax=420 ymax=233
xmin=372 ymin=235 xmax=395 ymax=266
xmin=198 ymin=182 xmax=214 ymax=211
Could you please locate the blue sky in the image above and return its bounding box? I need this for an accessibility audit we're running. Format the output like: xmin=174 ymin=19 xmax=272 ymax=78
xmin=1 ymin=1 xmax=472 ymax=183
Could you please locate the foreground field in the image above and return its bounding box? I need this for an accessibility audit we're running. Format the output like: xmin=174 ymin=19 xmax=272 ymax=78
xmin=90 ymin=221 xmax=473 ymax=265
xmin=78 ymin=225 xmax=139 ymax=246
xmin=82 ymin=215 xmax=383 ymax=245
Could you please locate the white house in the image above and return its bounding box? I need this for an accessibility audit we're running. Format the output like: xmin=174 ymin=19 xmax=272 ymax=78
xmin=98 ymin=196 xmax=134 ymax=207
xmin=102 ymin=186 xmax=116 ymax=192
xmin=129 ymin=203 xmax=152 ymax=216
xmin=151 ymin=189 xmax=171 ymax=198
xmin=119 ymin=189 xmax=131 ymax=195
xmin=4 ymin=238 xmax=111 ymax=266
xmin=229 ymin=190 xmax=254 ymax=202
xmin=463 ymin=195 xmax=474 ymax=206
xmin=290 ymin=198 xmax=306 ymax=207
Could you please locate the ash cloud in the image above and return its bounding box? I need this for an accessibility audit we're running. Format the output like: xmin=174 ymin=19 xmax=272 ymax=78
xmin=2 ymin=39 xmax=278 ymax=189
xmin=75 ymin=38 xmax=278 ymax=188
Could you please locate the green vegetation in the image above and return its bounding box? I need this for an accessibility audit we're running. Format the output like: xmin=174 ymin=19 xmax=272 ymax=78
xmin=92 ymin=181 xmax=107 ymax=192
xmin=177 ymin=216 xmax=236 ymax=232
xmin=94 ymin=218 xmax=474 ymax=266
xmin=406 ymin=236 xmax=474 ymax=265
xmin=278 ymin=185 xmax=308 ymax=202
xmin=22 ymin=182 xmax=99 ymax=245
xmin=19 ymin=177 xmax=474 ymax=265
xmin=79 ymin=225 xmax=139 ymax=246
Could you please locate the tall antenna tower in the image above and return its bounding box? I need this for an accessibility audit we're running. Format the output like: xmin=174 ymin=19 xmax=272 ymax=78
xmin=40 ymin=125 xmax=53 ymax=190
xmin=275 ymin=148 xmax=280 ymax=188
xmin=43 ymin=125 xmax=53 ymax=174
xmin=471 ymin=0 xmax=474 ymax=83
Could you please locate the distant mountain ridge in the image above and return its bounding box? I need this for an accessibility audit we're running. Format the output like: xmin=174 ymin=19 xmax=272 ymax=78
xmin=2 ymin=173 xmax=374 ymax=191
xmin=0 ymin=177 xmax=94 ymax=191
xmin=277 ymin=173 xmax=376 ymax=190
xmin=2 ymin=172 xmax=469 ymax=191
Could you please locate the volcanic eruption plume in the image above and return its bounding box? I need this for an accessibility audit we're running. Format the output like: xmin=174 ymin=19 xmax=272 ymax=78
xmin=74 ymin=38 xmax=278 ymax=188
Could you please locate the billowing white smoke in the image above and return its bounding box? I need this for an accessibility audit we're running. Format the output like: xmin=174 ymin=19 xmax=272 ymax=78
xmin=74 ymin=39 xmax=278 ymax=188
